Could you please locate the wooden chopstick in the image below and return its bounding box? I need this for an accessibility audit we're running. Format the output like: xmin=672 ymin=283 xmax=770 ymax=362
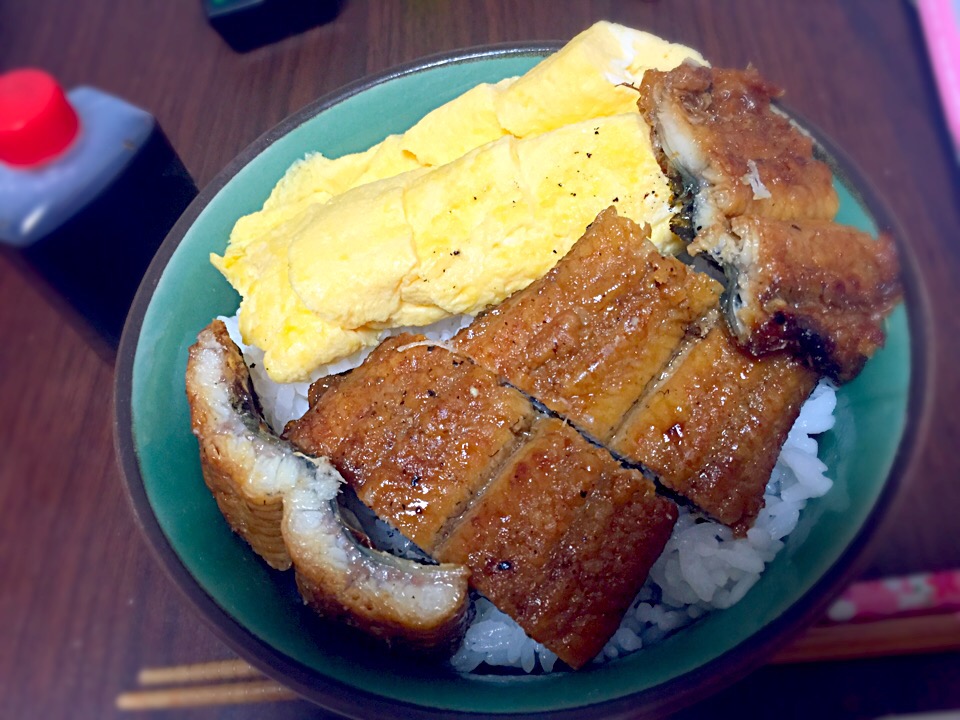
xmin=137 ymin=658 xmax=262 ymax=686
xmin=116 ymin=679 xmax=297 ymax=710
xmin=769 ymin=612 xmax=960 ymax=664
xmin=117 ymin=613 xmax=960 ymax=710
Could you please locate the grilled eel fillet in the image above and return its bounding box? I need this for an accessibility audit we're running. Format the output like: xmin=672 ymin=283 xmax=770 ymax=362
xmin=454 ymin=207 xmax=721 ymax=441
xmin=450 ymin=207 xmax=822 ymax=532
xmin=610 ymin=320 xmax=818 ymax=533
xmin=186 ymin=321 xmax=293 ymax=570
xmin=435 ymin=418 xmax=677 ymax=668
xmin=284 ymin=334 xmax=538 ymax=554
xmin=284 ymin=337 xmax=678 ymax=669
xmin=186 ymin=320 xmax=470 ymax=651
xmin=637 ymin=61 xmax=839 ymax=252
xmin=720 ymin=216 xmax=902 ymax=383
xmin=638 ymin=63 xmax=901 ymax=383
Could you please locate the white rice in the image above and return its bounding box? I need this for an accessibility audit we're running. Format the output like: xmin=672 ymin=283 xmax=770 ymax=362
xmin=219 ymin=314 xmax=473 ymax=432
xmin=221 ymin=313 xmax=837 ymax=674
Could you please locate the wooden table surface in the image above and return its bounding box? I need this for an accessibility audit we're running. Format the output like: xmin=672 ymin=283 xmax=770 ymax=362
xmin=2 ymin=1 xmax=959 ymax=718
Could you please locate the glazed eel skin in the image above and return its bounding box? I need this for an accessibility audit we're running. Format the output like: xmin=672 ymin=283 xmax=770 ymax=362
xmin=610 ymin=318 xmax=818 ymax=532
xmin=637 ymin=61 xmax=838 ymax=249
xmin=720 ymin=216 xmax=901 ymax=382
xmin=450 ymin=208 xmax=814 ymax=533
xmin=453 ymin=207 xmax=721 ymax=441
xmin=186 ymin=320 xmax=471 ymax=651
xmin=284 ymin=336 xmax=678 ymax=669
xmin=637 ymin=62 xmax=901 ymax=382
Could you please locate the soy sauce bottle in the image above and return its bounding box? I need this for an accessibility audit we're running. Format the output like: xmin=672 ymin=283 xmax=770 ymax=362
xmin=0 ymin=69 xmax=197 ymax=351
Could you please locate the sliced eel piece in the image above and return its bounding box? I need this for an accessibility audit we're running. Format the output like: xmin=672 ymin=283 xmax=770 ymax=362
xmin=282 ymin=461 xmax=471 ymax=653
xmin=453 ymin=207 xmax=721 ymax=440
xmin=722 ymin=216 xmax=902 ymax=382
xmin=186 ymin=320 xmax=296 ymax=570
xmin=515 ymin=451 xmax=677 ymax=668
xmin=186 ymin=320 xmax=470 ymax=650
xmin=636 ymin=62 xmax=839 ymax=254
xmin=283 ymin=334 xmax=536 ymax=553
xmin=610 ymin=321 xmax=818 ymax=533
xmin=285 ymin=329 xmax=677 ymax=668
xmin=435 ymin=418 xmax=677 ymax=669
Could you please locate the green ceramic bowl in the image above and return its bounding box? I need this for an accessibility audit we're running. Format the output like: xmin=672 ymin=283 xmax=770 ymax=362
xmin=115 ymin=44 xmax=928 ymax=719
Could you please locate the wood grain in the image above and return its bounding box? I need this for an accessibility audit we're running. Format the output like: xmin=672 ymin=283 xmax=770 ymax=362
xmin=115 ymin=680 xmax=298 ymax=711
xmin=1 ymin=1 xmax=958 ymax=718
xmin=770 ymin=614 xmax=960 ymax=665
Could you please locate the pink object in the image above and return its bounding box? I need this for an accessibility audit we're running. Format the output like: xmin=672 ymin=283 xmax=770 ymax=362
xmin=916 ymin=0 xmax=960 ymax=156
xmin=826 ymin=571 xmax=960 ymax=623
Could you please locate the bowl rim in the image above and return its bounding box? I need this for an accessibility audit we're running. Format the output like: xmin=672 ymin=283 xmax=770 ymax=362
xmin=113 ymin=41 xmax=933 ymax=720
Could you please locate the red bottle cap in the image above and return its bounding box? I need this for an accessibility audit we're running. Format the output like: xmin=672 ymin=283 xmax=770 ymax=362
xmin=0 ymin=68 xmax=80 ymax=167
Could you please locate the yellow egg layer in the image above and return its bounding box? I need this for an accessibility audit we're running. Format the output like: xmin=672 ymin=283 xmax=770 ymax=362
xmin=212 ymin=21 xmax=704 ymax=382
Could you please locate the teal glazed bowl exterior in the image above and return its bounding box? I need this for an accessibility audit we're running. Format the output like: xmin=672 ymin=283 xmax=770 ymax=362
xmin=114 ymin=44 xmax=929 ymax=719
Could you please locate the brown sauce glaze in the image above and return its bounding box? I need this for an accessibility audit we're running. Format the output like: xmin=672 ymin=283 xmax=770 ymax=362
xmin=611 ymin=322 xmax=818 ymax=533
xmin=725 ymin=215 xmax=902 ymax=382
xmin=284 ymin=335 xmax=535 ymax=552
xmin=454 ymin=207 xmax=721 ymax=440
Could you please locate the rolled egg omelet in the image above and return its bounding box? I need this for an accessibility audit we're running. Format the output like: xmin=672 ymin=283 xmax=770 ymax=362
xmin=212 ymin=22 xmax=705 ymax=382
xmin=396 ymin=113 xmax=674 ymax=315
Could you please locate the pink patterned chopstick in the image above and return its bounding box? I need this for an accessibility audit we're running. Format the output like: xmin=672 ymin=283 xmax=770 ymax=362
xmin=915 ymin=0 xmax=960 ymax=157
xmin=825 ymin=570 xmax=960 ymax=624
